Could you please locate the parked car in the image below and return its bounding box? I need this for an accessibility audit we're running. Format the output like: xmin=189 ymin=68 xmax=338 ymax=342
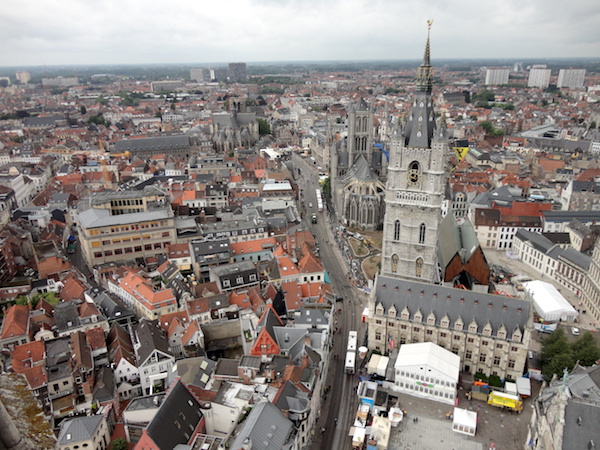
xmin=571 ymin=327 xmax=580 ymax=336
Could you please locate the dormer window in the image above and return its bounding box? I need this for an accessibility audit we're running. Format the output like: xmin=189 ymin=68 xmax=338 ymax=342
xmin=454 ymin=319 xmax=464 ymax=331
xmin=483 ymin=323 xmax=492 ymax=336
xmin=388 ymin=306 xmax=397 ymax=318
xmin=468 ymin=321 xmax=478 ymax=333
xmin=401 ymin=308 xmax=410 ymax=320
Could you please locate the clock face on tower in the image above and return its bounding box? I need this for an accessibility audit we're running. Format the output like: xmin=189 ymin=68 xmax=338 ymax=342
xmin=408 ymin=168 xmax=420 ymax=186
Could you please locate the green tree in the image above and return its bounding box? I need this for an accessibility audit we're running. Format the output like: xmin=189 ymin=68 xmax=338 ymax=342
xmin=0 ymin=79 xmax=9 ymax=88
xmin=257 ymin=118 xmax=271 ymax=136
xmin=80 ymin=106 xmax=87 ymax=115
xmin=321 ymin=176 xmax=331 ymax=198
xmin=538 ymin=328 xmax=600 ymax=382
xmin=479 ymin=121 xmax=494 ymax=134
xmin=88 ymin=114 xmax=108 ymax=126
xmin=590 ymin=121 xmax=597 ymax=130
xmin=543 ymin=351 xmax=575 ymax=382
xmin=571 ymin=332 xmax=600 ymax=366
xmin=110 ymin=438 xmax=127 ymax=450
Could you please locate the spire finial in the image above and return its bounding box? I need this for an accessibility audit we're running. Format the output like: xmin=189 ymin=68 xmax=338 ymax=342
xmin=416 ymin=20 xmax=434 ymax=93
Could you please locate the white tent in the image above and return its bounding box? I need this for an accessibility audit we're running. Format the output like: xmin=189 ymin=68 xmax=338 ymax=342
xmin=523 ymin=280 xmax=578 ymax=322
xmin=452 ymin=407 xmax=477 ymax=436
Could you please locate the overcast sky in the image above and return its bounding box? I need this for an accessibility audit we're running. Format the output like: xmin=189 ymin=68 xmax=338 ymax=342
xmin=1 ymin=0 xmax=598 ymax=67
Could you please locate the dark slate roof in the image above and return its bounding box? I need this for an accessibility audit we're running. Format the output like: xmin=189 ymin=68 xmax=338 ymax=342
xmin=239 ymin=355 xmax=262 ymax=370
xmin=403 ymin=91 xmax=436 ymax=148
xmin=57 ymin=415 xmax=104 ymax=445
xmin=190 ymin=238 xmax=230 ymax=257
xmin=293 ymin=307 xmax=330 ymax=327
xmin=562 ymin=400 xmax=600 ymax=450
xmin=542 ymin=232 xmax=571 ymax=244
xmin=437 ymin=215 xmax=481 ymax=268
xmin=273 ymin=327 xmax=308 ymax=362
xmin=274 ymin=381 xmax=310 ymax=414
xmin=374 ymin=275 xmax=530 ymax=336
xmin=23 ymin=115 xmax=64 ymax=127
xmin=89 ymin=288 xmax=135 ymax=322
xmin=214 ymin=358 xmax=240 ymax=377
xmin=515 ymin=229 xmax=555 ymax=254
xmin=571 ymin=180 xmax=600 ymax=194
xmin=348 ymin=154 xmax=379 ymax=182
xmin=54 ymin=300 xmax=81 ymax=331
xmin=558 ymin=248 xmax=591 ymax=270
xmin=229 ymin=401 xmax=294 ymax=450
xmin=135 ymin=319 xmax=172 ymax=365
xmin=93 ymin=365 xmax=116 ymax=404
xmin=113 ymin=135 xmax=190 ymax=153
xmin=174 ymin=357 xmax=216 ymax=389
xmin=146 ymin=381 xmax=204 ymax=450
xmin=543 ymin=210 xmax=600 ymax=222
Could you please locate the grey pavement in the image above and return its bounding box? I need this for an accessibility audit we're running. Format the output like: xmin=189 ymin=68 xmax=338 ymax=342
xmin=390 ymin=415 xmax=483 ymax=450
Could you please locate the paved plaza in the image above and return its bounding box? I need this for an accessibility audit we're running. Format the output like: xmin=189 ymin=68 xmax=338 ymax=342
xmin=376 ymin=381 xmax=537 ymax=450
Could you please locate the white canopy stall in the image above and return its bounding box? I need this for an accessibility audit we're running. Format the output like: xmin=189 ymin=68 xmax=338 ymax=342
xmin=452 ymin=407 xmax=477 ymax=436
xmin=523 ymin=280 xmax=578 ymax=322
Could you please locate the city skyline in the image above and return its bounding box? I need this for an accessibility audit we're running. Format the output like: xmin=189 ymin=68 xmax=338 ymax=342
xmin=1 ymin=0 xmax=598 ymax=67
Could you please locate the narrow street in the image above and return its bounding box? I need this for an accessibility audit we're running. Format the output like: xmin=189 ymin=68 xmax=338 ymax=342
xmin=292 ymin=154 xmax=364 ymax=450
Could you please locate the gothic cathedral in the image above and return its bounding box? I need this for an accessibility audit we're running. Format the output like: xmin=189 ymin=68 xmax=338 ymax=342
xmin=380 ymin=23 xmax=448 ymax=283
xmin=331 ymin=99 xmax=387 ymax=231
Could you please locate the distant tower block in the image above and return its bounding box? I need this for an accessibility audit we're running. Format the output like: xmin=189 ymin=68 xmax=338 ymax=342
xmin=228 ymin=62 xmax=247 ymax=82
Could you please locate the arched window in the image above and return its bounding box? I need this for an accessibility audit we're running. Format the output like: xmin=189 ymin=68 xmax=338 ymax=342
xmin=391 ymin=254 xmax=399 ymax=273
xmin=394 ymin=220 xmax=401 ymax=241
xmin=416 ymin=257 xmax=423 ymax=277
xmin=419 ymin=223 xmax=426 ymax=244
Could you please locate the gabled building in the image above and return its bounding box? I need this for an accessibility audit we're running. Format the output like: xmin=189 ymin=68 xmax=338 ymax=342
xmin=107 ymin=323 xmax=141 ymax=400
xmin=226 ymin=401 xmax=296 ymax=450
xmin=0 ymin=303 xmax=32 ymax=350
xmin=53 ymin=299 xmax=110 ymax=337
xmin=189 ymin=238 xmax=231 ymax=283
xmin=134 ymin=319 xmax=175 ymax=395
xmin=57 ymin=414 xmax=111 ymax=450
xmin=108 ymin=269 xmax=178 ymax=320
xmin=251 ymin=304 xmax=285 ymax=358
xmin=437 ymin=214 xmax=490 ymax=290
xmin=209 ymin=260 xmax=259 ymax=292
xmin=135 ymin=380 xmax=206 ymax=450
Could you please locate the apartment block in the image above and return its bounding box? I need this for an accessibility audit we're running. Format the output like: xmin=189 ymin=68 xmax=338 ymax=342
xmin=77 ymin=187 xmax=176 ymax=268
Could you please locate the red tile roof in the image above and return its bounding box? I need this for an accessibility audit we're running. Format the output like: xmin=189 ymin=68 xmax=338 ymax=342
xmin=0 ymin=304 xmax=30 ymax=340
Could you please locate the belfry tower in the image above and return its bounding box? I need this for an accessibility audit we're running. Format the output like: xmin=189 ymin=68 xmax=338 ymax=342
xmin=380 ymin=21 xmax=448 ymax=283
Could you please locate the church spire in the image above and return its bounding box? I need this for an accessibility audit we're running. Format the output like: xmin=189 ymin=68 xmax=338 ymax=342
xmin=416 ymin=20 xmax=433 ymax=93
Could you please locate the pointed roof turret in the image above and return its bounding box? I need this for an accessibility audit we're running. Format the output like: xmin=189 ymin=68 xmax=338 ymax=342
xmin=416 ymin=20 xmax=434 ymax=93
xmin=404 ymin=20 xmax=436 ymax=148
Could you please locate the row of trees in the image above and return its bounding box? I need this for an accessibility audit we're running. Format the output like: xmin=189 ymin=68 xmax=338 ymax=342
xmin=540 ymin=328 xmax=600 ymax=382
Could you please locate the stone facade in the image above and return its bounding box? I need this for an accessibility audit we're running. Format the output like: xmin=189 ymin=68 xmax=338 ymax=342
xmin=367 ymin=276 xmax=531 ymax=380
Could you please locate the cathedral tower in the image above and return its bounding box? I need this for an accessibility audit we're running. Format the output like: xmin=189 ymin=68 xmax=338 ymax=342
xmin=380 ymin=21 xmax=448 ymax=283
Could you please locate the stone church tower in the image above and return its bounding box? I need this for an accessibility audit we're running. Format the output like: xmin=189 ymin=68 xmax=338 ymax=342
xmin=331 ymin=99 xmax=388 ymax=230
xmin=380 ymin=23 xmax=448 ymax=283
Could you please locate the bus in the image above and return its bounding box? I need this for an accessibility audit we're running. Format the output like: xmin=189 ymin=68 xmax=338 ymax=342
xmin=345 ymin=351 xmax=356 ymax=375
xmin=347 ymin=330 xmax=358 ymax=352
xmin=315 ymin=188 xmax=324 ymax=212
